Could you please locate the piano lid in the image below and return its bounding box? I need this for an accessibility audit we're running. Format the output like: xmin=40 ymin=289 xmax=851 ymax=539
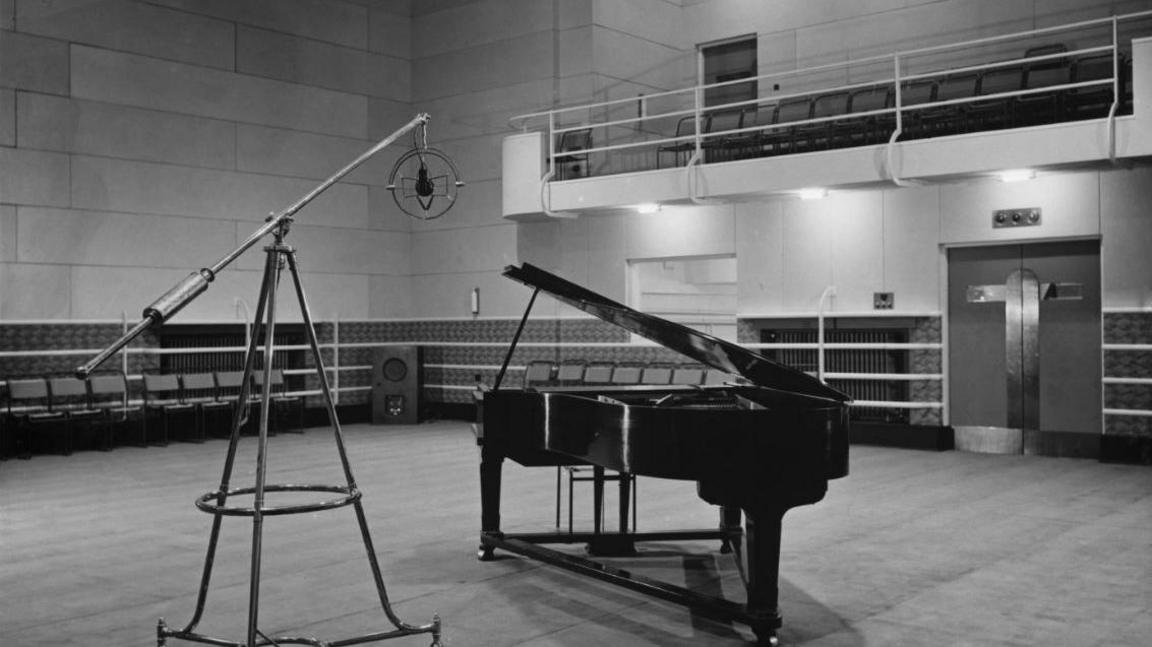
xmin=503 ymin=263 xmax=849 ymax=402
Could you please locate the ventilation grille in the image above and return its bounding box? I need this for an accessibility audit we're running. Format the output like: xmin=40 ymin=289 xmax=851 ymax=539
xmin=762 ymin=328 xmax=909 ymax=423
xmin=158 ymin=324 xmax=304 ymax=378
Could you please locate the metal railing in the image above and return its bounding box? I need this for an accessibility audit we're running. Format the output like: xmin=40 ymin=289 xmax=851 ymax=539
xmin=511 ymin=10 xmax=1152 ymax=183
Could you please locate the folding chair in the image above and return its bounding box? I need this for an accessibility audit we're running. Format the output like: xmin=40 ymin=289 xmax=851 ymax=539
xmin=181 ymin=373 xmax=232 ymax=441
xmin=640 ymin=365 xmax=673 ymax=385
xmin=253 ymin=368 xmax=304 ymax=435
xmin=88 ymin=372 xmax=144 ymax=447
xmin=49 ymin=376 xmax=106 ymax=452
xmin=522 ymin=360 xmax=556 ymax=388
xmin=554 ymin=361 xmax=587 ymax=386
xmin=671 ymin=366 xmax=706 ymax=385
xmin=5 ymin=378 xmax=68 ymax=457
xmin=143 ymin=373 xmax=195 ymax=445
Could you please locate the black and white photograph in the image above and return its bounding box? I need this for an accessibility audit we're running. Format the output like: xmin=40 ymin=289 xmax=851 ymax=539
xmin=1 ymin=1 xmax=1150 ymax=645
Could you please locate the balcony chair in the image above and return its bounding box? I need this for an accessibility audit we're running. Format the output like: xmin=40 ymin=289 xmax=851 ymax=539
xmin=967 ymin=65 xmax=1026 ymax=131
xmin=701 ymin=108 xmax=744 ymax=163
xmin=760 ymin=97 xmax=813 ymax=156
xmin=917 ymin=73 xmax=976 ymax=136
xmin=656 ymin=115 xmax=707 ymax=168
xmin=847 ymin=85 xmax=894 ymax=145
xmin=554 ymin=128 xmax=592 ymax=180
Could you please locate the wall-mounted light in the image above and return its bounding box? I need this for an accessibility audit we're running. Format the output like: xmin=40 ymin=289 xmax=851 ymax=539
xmin=797 ymin=187 xmax=828 ymax=200
xmin=998 ymin=169 xmax=1036 ymax=183
xmin=470 ymin=287 xmax=480 ymax=315
xmin=635 ymin=202 xmax=661 ymax=214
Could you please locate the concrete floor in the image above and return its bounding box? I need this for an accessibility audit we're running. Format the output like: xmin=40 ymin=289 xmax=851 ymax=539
xmin=0 ymin=420 xmax=1148 ymax=646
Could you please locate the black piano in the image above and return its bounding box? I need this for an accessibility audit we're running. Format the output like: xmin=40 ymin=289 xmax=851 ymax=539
xmin=478 ymin=263 xmax=850 ymax=646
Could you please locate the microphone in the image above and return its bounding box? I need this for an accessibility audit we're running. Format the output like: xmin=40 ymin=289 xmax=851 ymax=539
xmin=386 ymin=121 xmax=464 ymax=221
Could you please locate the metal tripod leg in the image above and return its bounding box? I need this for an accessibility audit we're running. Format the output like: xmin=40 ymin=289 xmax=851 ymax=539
xmin=158 ymin=228 xmax=441 ymax=647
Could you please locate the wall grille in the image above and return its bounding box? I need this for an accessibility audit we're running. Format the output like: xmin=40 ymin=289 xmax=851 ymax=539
xmin=761 ymin=328 xmax=910 ymax=423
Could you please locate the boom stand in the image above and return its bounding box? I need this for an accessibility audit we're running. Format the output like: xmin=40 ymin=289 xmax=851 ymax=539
xmin=156 ymin=218 xmax=441 ymax=647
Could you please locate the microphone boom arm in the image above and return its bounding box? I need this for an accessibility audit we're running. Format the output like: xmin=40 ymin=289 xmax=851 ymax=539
xmin=76 ymin=113 xmax=433 ymax=378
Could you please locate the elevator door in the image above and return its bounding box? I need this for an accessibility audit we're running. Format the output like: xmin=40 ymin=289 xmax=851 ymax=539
xmin=948 ymin=240 xmax=1101 ymax=436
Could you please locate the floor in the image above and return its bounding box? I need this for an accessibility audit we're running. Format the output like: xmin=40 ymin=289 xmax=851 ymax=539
xmin=0 ymin=420 xmax=1148 ymax=647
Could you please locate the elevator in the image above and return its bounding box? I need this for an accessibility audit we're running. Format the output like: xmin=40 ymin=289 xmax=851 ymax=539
xmin=947 ymin=240 xmax=1101 ymax=453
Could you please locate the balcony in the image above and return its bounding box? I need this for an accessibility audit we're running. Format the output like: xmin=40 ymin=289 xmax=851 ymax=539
xmin=503 ymin=11 xmax=1152 ymax=219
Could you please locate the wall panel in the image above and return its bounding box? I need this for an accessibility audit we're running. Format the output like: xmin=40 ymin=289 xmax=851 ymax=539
xmin=235 ymin=124 xmax=391 ymax=184
xmin=0 ymin=31 xmax=68 ymax=95
xmin=1100 ymin=165 xmax=1152 ymax=308
xmin=16 ymin=207 xmax=236 ymax=268
xmin=0 ymin=264 xmax=70 ymax=319
xmin=411 ymin=222 xmax=517 ymax=275
xmin=0 ymin=204 xmax=15 ymax=261
xmin=15 ymin=0 xmax=235 ymax=69
xmin=236 ymin=26 xmax=410 ymax=100
xmin=412 ymin=31 xmax=555 ymax=101
xmin=69 ymin=156 xmax=369 ymax=228
xmin=939 ymin=172 xmax=1100 ymax=245
xmin=0 ymin=88 xmax=12 ymax=146
xmin=411 ymin=0 xmax=554 ymax=58
xmin=369 ymin=6 xmax=411 ymax=58
xmin=0 ymin=148 xmax=70 ymax=207
xmin=70 ymin=46 xmax=368 ymax=139
xmin=149 ymin=0 xmax=369 ymax=49
xmin=18 ymin=93 xmax=236 ymax=170
xmin=882 ymin=186 xmax=942 ymax=313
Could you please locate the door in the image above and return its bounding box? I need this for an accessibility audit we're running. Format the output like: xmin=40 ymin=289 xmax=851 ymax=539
xmin=948 ymin=240 xmax=1101 ymax=443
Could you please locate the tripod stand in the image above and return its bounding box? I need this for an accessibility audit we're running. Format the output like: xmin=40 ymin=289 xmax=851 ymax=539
xmin=75 ymin=114 xmax=446 ymax=647
xmin=156 ymin=218 xmax=441 ymax=647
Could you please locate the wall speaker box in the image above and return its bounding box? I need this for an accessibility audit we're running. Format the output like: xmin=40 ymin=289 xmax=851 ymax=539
xmin=371 ymin=346 xmax=423 ymax=425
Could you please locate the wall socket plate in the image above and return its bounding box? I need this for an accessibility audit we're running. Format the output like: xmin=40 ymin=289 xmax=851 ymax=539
xmin=993 ymin=207 xmax=1041 ymax=228
xmin=874 ymin=292 xmax=894 ymax=309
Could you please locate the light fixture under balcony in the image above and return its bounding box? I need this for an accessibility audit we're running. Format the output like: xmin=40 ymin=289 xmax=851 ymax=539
xmin=635 ymin=203 xmax=661 ymax=214
xmin=998 ymin=169 xmax=1036 ymax=183
xmin=797 ymin=188 xmax=828 ymax=200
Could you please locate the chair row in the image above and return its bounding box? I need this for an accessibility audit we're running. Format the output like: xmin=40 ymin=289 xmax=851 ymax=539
xmin=1 ymin=370 xmax=303 ymax=459
xmin=657 ymin=49 xmax=1132 ymax=166
xmin=522 ymin=360 xmax=732 ymax=389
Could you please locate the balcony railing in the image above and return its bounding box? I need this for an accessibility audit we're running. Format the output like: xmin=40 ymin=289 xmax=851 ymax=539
xmin=511 ymin=10 xmax=1152 ymax=183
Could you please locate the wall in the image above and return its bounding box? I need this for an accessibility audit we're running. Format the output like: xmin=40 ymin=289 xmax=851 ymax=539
xmin=0 ymin=0 xmax=414 ymax=322
xmin=731 ymin=167 xmax=1152 ymax=316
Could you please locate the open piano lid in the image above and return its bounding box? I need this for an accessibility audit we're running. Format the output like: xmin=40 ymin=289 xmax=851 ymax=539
xmin=503 ymin=263 xmax=849 ymax=403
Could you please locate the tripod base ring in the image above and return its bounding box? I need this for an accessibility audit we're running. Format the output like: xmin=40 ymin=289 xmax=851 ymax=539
xmin=195 ymin=484 xmax=361 ymax=517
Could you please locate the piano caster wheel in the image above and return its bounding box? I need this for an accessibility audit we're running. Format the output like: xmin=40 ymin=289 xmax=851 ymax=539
xmin=477 ymin=545 xmax=496 ymax=561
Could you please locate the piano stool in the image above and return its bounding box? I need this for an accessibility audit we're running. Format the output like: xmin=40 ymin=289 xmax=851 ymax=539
xmin=557 ymin=465 xmax=637 ymax=538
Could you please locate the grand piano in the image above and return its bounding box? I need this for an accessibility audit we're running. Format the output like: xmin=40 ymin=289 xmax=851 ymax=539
xmin=477 ymin=263 xmax=850 ymax=646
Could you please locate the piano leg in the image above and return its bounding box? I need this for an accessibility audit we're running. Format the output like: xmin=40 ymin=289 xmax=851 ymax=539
xmin=719 ymin=505 xmax=742 ymax=554
xmin=744 ymin=508 xmax=784 ymax=647
xmin=478 ymin=444 xmax=504 ymax=561
xmin=618 ymin=472 xmax=631 ymax=533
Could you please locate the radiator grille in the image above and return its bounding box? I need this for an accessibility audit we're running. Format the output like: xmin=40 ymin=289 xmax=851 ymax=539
xmin=761 ymin=328 xmax=909 ymax=423
xmin=158 ymin=325 xmax=305 ymax=388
